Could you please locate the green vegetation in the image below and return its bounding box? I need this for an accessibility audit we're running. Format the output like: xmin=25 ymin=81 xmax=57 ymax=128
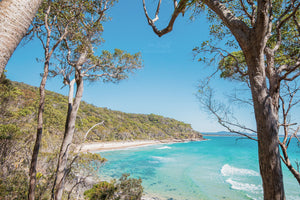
xmin=84 ymin=174 xmax=143 ymax=200
xmin=0 ymin=78 xmax=201 ymax=199
xmin=1 ymin=81 xmax=202 ymax=143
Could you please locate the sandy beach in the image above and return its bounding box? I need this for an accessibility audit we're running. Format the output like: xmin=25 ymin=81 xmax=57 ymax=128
xmin=80 ymin=138 xmax=202 ymax=152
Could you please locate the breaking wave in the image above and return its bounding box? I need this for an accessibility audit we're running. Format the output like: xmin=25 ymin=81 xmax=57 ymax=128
xmin=157 ymin=146 xmax=172 ymax=150
xmin=221 ymin=164 xmax=262 ymax=195
xmin=226 ymin=178 xmax=262 ymax=193
xmin=221 ymin=164 xmax=260 ymax=177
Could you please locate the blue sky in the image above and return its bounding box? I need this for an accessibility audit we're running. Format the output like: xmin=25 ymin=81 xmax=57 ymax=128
xmin=6 ymin=0 xmax=257 ymax=132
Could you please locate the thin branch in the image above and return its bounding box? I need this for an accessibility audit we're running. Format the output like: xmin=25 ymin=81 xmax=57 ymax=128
xmin=200 ymin=90 xmax=257 ymax=141
xmin=36 ymin=28 xmax=46 ymax=51
xmin=83 ymin=72 xmax=118 ymax=78
xmin=277 ymin=2 xmax=300 ymax=31
xmin=229 ymin=92 xmax=253 ymax=106
xmin=173 ymin=0 xmax=178 ymax=9
xmin=62 ymin=39 xmax=75 ymax=67
xmin=218 ymin=118 xmax=258 ymax=141
xmin=153 ymin=0 xmax=162 ymax=22
xmin=293 ymin=14 xmax=300 ymax=34
xmin=279 ymin=140 xmax=300 ymax=184
xmin=246 ymin=0 xmax=256 ymax=25
xmin=294 ymin=127 xmax=300 ymax=143
xmin=47 ymin=27 xmax=69 ymax=62
xmin=286 ymin=134 xmax=293 ymax=148
xmin=79 ymin=121 xmax=105 ymax=152
xmin=239 ymin=0 xmax=253 ymax=22
xmin=67 ymin=177 xmax=87 ymax=200
xmin=142 ymin=0 xmax=189 ymax=37
xmin=195 ymin=43 xmax=248 ymax=78
xmin=279 ymin=61 xmax=300 ymax=81
xmin=273 ymin=2 xmax=300 ymax=52
xmin=278 ymin=123 xmax=298 ymax=127
xmin=283 ymin=71 xmax=300 ymax=82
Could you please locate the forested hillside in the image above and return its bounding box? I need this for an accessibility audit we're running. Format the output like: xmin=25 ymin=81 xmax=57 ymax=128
xmin=0 ymin=77 xmax=202 ymax=199
xmin=0 ymin=79 xmax=202 ymax=144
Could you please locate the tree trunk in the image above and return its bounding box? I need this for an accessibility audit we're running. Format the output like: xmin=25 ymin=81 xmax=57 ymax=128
xmin=255 ymin=101 xmax=284 ymax=200
xmin=28 ymin=61 xmax=50 ymax=200
xmin=53 ymin=78 xmax=83 ymax=200
xmin=245 ymin=48 xmax=285 ymax=200
xmin=0 ymin=0 xmax=42 ymax=77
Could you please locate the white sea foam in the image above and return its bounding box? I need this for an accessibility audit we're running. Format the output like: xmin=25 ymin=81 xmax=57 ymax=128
xmin=156 ymin=146 xmax=172 ymax=150
xmin=221 ymin=164 xmax=260 ymax=177
xmin=151 ymin=156 xmax=165 ymax=161
xmin=151 ymin=156 xmax=173 ymax=162
xmin=246 ymin=194 xmax=258 ymax=200
xmin=226 ymin=178 xmax=262 ymax=193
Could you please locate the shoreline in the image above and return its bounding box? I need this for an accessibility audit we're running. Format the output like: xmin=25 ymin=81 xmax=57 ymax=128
xmin=80 ymin=138 xmax=203 ymax=152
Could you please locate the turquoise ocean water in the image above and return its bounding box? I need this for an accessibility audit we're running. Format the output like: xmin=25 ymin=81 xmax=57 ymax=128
xmin=97 ymin=137 xmax=300 ymax=200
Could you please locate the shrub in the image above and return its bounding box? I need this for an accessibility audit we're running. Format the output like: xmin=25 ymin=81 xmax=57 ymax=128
xmin=84 ymin=174 xmax=143 ymax=200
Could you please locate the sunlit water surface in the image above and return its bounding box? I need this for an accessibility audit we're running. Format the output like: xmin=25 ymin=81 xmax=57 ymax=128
xmin=97 ymin=137 xmax=300 ymax=200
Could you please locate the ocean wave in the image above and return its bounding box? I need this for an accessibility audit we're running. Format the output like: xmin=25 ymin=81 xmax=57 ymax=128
xmin=226 ymin=178 xmax=262 ymax=193
xmin=156 ymin=146 xmax=172 ymax=150
xmin=221 ymin=164 xmax=260 ymax=177
xmin=151 ymin=156 xmax=173 ymax=162
xmin=246 ymin=194 xmax=258 ymax=200
xmin=151 ymin=156 xmax=165 ymax=161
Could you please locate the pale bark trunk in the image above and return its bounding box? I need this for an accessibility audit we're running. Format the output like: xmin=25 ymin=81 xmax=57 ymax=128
xmin=0 ymin=0 xmax=42 ymax=77
xmin=28 ymin=60 xmax=50 ymax=200
xmin=245 ymin=47 xmax=285 ymax=200
xmin=53 ymin=78 xmax=83 ymax=200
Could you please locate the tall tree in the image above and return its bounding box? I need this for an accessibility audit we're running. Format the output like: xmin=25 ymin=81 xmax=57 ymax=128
xmin=142 ymin=0 xmax=300 ymax=199
xmin=49 ymin=1 xmax=142 ymax=199
xmin=0 ymin=0 xmax=42 ymax=77
xmin=27 ymin=1 xmax=77 ymax=199
xmin=194 ymin=45 xmax=300 ymax=185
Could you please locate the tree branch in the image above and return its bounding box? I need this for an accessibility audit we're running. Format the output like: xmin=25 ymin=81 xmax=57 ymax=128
xmin=76 ymin=121 xmax=104 ymax=153
xmin=238 ymin=0 xmax=253 ymax=24
xmin=273 ymin=1 xmax=300 ymax=52
xmin=282 ymin=70 xmax=300 ymax=82
xmin=279 ymin=60 xmax=300 ymax=81
xmin=142 ymin=0 xmax=189 ymax=37
xmin=254 ymin=0 xmax=272 ymax=46
xmin=198 ymin=88 xmax=257 ymax=141
xmin=204 ymin=0 xmax=250 ymax=47
xmin=279 ymin=140 xmax=300 ymax=184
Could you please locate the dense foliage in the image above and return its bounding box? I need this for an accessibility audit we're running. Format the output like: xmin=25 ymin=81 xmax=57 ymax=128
xmin=0 ymin=78 xmax=201 ymax=199
xmin=84 ymin=174 xmax=143 ymax=200
xmin=1 ymin=81 xmax=202 ymax=143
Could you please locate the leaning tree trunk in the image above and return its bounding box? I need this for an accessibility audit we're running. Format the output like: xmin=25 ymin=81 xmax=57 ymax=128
xmin=28 ymin=60 xmax=50 ymax=200
xmin=246 ymin=49 xmax=285 ymax=200
xmin=53 ymin=77 xmax=83 ymax=200
xmin=0 ymin=0 xmax=42 ymax=77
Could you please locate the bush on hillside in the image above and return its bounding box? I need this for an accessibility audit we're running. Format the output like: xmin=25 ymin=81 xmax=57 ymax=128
xmin=84 ymin=174 xmax=143 ymax=200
